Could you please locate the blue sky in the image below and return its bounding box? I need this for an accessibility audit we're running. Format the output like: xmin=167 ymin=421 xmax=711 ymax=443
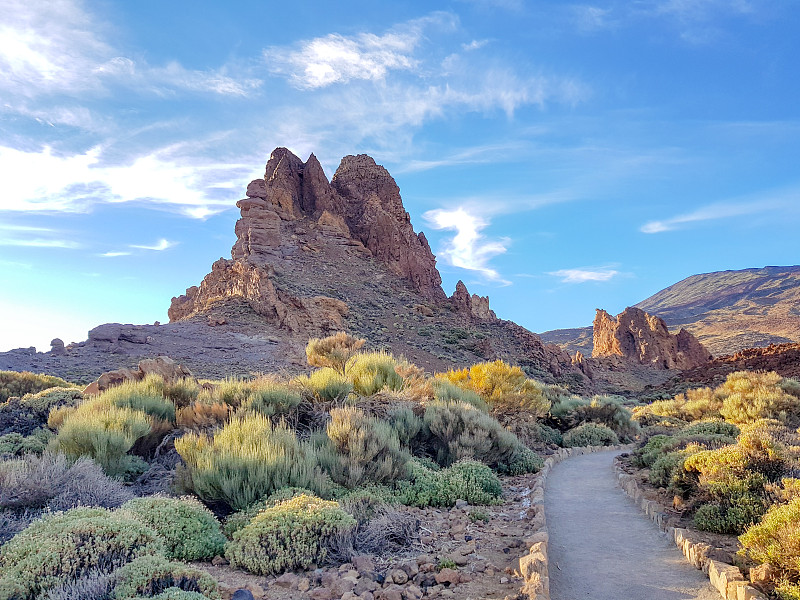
xmin=1 ymin=0 xmax=799 ymax=351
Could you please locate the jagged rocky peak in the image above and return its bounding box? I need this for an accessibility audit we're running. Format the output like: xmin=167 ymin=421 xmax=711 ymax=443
xmin=592 ymin=306 xmax=711 ymax=369
xmin=451 ymin=280 xmax=496 ymax=321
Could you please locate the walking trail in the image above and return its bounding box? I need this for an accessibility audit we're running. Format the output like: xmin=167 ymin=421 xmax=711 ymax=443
xmin=545 ymin=451 xmax=719 ymax=600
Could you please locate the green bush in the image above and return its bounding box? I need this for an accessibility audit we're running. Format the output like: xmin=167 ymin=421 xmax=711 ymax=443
xmin=112 ymin=555 xmax=220 ymax=599
xmin=161 ymin=379 xmax=200 ymax=408
xmin=399 ymin=459 xmax=503 ymax=507
xmin=101 ymin=378 xmax=176 ymax=423
xmin=634 ymin=385 xmax=723 ymax=423
xmin=740 ymin=497 xmax=800 ymax=598
xmin=386 ymin=406 xmax=422 ymax=446
xmin=240 ymin=381 xmax=302 ymax=417
xmin=0 ymin=428 xmax=51 ymax=457
xmin=134 ymin=590 xmax=212 ymax=600
xmin=174 ymin=413 xmax=329 ymax=511
xmin=222 ymin=487 xmax=315 ymax=538
xmin=720 ymin=371 xmax=800 ymax=425
xmin=682 ymin=419 xmax=740 ymax=438
xmin=0 ymin=507 xmax=162 ymax=599
xmin=52 ymin=402 xmax=151 ymax=477
xmin=423 ymin=400 xmax=540 ymax=474
xmin=550 ymin=395 xmax=638 ymax=441
xmin=122 ymin=497 xmax=226 ymax=561
xmin=562 ymin=423 xmax=619 ymax=447
xmin=694 ymin=472 xmax=768 ymax=534
xmin=225 ymin=494 xmax=356 ymax=575
xmin=348 ymin=351 xmax=404 ymax=396
xmin=430 ymin=380 xmax=487 ymax=411
xmin=0 ymin=387 xmax=82 ymax=437
xmin=295 ymin=369 xmax=353 ymax=402
xmin=198 ymin=378 xmax=250 ymax=408
xmin=0 ymin=371 xmax=72 ymax=403
xmin=321 ymin=407 xmax=411 ymax=488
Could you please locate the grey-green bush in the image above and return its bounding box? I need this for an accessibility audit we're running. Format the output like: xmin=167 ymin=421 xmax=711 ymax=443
xmin=562 ymin=423 xmax=619 ymax=447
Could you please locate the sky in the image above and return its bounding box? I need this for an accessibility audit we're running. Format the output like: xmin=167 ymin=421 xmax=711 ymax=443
xmin=1 ymin=0 xmax=799 ymax=351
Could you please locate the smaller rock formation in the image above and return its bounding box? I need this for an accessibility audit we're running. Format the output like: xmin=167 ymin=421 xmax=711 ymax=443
xmin=83 ymin=356 xmax=193 ymax=395
xmin=450 ymin=280 xmax=496 ymax=321
xmin=49 ymin=338 xmax=65 ymax=355
xmin=592 ymin=307 xmax=711 ymax=369
xmin=572 ymin=350 xmax=593 ymax=378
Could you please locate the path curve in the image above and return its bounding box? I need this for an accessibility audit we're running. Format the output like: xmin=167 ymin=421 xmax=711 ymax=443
xmin=545 ymin=451 xmax=718 ymax=600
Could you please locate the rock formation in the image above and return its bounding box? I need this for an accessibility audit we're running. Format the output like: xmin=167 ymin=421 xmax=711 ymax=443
xmin=451 ymin=280 xmax=496 ymax=321
xmin=592 ymin=307 xmax=711 ymax=369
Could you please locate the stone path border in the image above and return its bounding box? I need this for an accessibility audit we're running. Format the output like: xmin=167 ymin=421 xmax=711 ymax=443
xmin=516 ymin=444 xmax=629 ymax=600
xmin=614 ymin=457 xmax=767 ymax=600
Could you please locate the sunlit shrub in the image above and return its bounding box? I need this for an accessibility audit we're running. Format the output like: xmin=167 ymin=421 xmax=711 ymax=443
xmin=633 ymin=386 xmax=723 ymax=423
xmin=0 ymin=507 xmax=162 ymax=599
xmin=551 ymin=395 xmax=638 ymax=440
xmin=112 ymin=554 xmax=220 ymax=599
xmin=430 ymin=379 xmax=487 ymax=411
xmin=161 ymin=378 xmax=200 ymax=408
xmin=100 ymin=377 xmax=176 ymax=423
xmin=174 ymin=413 xmax=329 ymax=511
xmin=295 ymin=368 xmax=353 ymax=402
xmin=0 ymin=371 xmax=72 ymax=403
xmin=562 ymin=423 xmax=618 ymax=447
xmin=720 ymin=371 xmax=800 ymax=425
xmin=225 ymin=494 xmax=356 ymax=575
xmin=239 ymin=380 xmax=302 ymax=418
xmin=122 ymin=496 xmax=226 ymax=561
xmin=176 ymin=401 xmax=232 ymax=429
xmin=305 ymin=332 xmax=366 ymax=376
xmin=348 ymin=351 xmax=404 ymax=396
xmin=222 ymin=487 xmax=315 ymax=538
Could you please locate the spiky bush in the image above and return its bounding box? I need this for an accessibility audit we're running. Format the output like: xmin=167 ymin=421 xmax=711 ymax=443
xmin=100 ymin=378 xmax=176 ymax=423
xmin=197 ymin=378 xmax=250 ymax=408
xmin=122 ymin=497 xmax=226 ymax=561
xmin=321 ymin=407 xmax=411 ymax=488
xmin=423 ymin=400 xmax=540 ymax=474
xmin=550 ymin=395 xmax=638 ymax=441
xmin=438 ymin=360 xmax=551 ymax=416
xmin=353 ymin=507 xmax=419 ymax=555
xmin=399 ymin=459 xmax=503 ymax=508
xmin=562 ymin=423 xmax=619 ymax=447
xmin=0 ymin=507 xmax=162 ymax=599
xmin=0 ymin=452 xmax=132 ymax=512
xmin=430 ymin=379 xmax=487 ymax=411
xmin=38 ymin=568 xmax=115 ymax=600
xmin=52 ymin=401 xmax=151 ymax=478
xmin=174 ymin=413 xmax=329 ymax=511
xmin=239 ymin=381 xmax=302 ymax=418
xmin=1 ymin=387 xmax=82 ymax=437
xmin=295 ymin=369 xmax=353 ymax=402
xmin=740 ymin=497 xmax=800 ymax=600
xmin=720 ymin=371 xmax=800 ymax=425
xmin=305 ymin=332 xmax=366 ymax=376
xmin=348 ymin=351 xmax=404 ymax=396
xmin=112 ymin=555 xmax=220 ymax=600
xmin=225 ymin=494 xmax=356 ymax=575
xmin=387 ymin=406 xmax=423 ymax=446
xmin=161 ymin=379 xmax=200 ymax=408
xmin=0 ymin=371 xmax=72 ymax=403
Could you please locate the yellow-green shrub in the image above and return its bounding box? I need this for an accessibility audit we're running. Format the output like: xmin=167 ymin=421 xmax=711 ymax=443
xmin=634 ymin=386 xmax=723 ymax=423
xmin=112 ymin=554 xmax=220 ymax=600
xmin=740 ymin=497 xmax=800 ymax=599
xmin=122 ymin=497 xmax=226 ymax=561
xmin=52 ymin=402 xmax=151 ymax=477
xmin=176 ymin=402 xmax=232 ymax=429
xmin=430 ymin=379 xmax=487 ymax=411
xmin=295 ymin=368 xmax=353 ymax=402
xmin=348 ymin=351 xmax=404 ymax=396
xmin=1 ymin=387 xmax=82 ymax=437
xmin=305 ymin=332 xmax=365 ymax=376
xmin=100 ymin=377 xmax=176 ymax=423
xmin=720 ymin=371 xmax=800 ymax=425
xmin=321 ymin=407 xmax=410 ymax=488
xmin=399 ymin=459 xmax=503 ymax=507
xmin=550 ymin=395 xmax=638 ymax=441
xmin=438 ymin=360 xmax=550 ymax=416
xmin=239 ymin=381 xmax=302 ymax=417
xmin=174 ymin=414 xmax=329 ymax=511
xmin=0 ymin=507 xmax=162 ymax=600
xmin=0 ymin=371 xmax=73 ymax=403
xmin=225 ymin=494 xmax=356 ymax=575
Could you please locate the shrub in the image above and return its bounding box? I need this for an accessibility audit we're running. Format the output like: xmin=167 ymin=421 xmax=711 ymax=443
xmin=682 ymin=419 xmax=740 ymax=438
xmin=0 ymin=371 xmax=72 ymax=403
xmin=0 ymin=387 xmax=82 ymax=437
xmin=174 ymin=414 xmax=329 ymax=511
xmin=634 ymin=386 xmax=723 ymax=423
xmin=101 ymin=379 xmax=176 ymax=423
xmin=161 ymin=379 xmax=200 ymax=408
xmin=222 ymin=487 xmax=315 ymax=538
xmin=740 ymin=497 xmax=800 ymax=597
xmin=198 ymin=378 xmax=250 ymax=408
xmin=239 ymin=380 xmax=302 ymax=418
xmin=0 ymin=507 xmax=162 ymax=599
xmin=720 ymin=371 xmax=800 ymax=425
xmin=322 ymin=407 xmax=411 ymax=488
xmin=295 ymin=369 xmax=353 ymax=402
xmin=387 ymin=406 xmax=423 ymax=446
xmin=225 ymin=494 xmax=356 ymax=575
xmin=430 ymin=380 xmax=487 ymax=411
xmin=562 ymin=423 xmax=619 ymax=447
xmin=122 ymin=497 xmax=226 ymax=561
xmin=423 ymin=400 xmax=539 ymax=473
xmin=353 ymin=508 xmax=419 ymax=554
xmin=306 ymin=332 xmax=366 ymax=376
xmin=0 ymin=428 xmax=51 ymax=457
xmin=112 ymin=555 xmax=220 ymax=600
xmin=693 ymin=472 xmax=769 ymax=534
xmin=438 ymin=360 xmax=551 ymax=416
xmin=39 ymin=568 xmax=115 ymax=600
xmin=550 ymin=395 xmax=638 ymax=441
xmin=335 ymin=485 xmax=399 ymax=524
xmin=176 ymin=402 xmax=231 ymax=429
xmin=0 ymin=452 xmax=132 ymax=511
xmin=399 ymin=459 xmax=503 ymax=507
xmin=348 ymin=351 xmax=404 ymax=396
xmin=53 ymin=402 xmax=151 ymax=478
xmin=649 ymin=447 xmax=702 ymax=495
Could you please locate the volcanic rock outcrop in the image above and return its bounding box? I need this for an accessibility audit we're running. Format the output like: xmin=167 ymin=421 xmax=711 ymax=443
xmin=592 ymin=307 xmax=711 ymax=370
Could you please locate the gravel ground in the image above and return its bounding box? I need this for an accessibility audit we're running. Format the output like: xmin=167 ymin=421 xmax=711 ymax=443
xmin=545 ymin=451 xmax=719 ymax=600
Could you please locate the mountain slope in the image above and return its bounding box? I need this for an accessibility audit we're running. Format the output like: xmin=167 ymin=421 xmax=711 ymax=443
xmin=540 ymin=265 xmax=800 ymax=357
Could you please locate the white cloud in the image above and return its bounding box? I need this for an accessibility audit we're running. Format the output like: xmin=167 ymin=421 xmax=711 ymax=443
xmin=640 ymin=198 xmax=790 ymax=233
xmin=0 ymin=237 xmax=81 ymax=248
xmin=462 ymin=39 xmax=489 ymax=51
xmin=130 ymin=239 xmax=176 ymax=251
xmin=263 ymin=13 xmax=457 ymax=89
xmin=99 ymin=251 xmax=131 ymax=257
xmin=423 ymin=207 xmax=510 ymax=283
xmin=548 ymin=267 xmax=620 ymax=283
xmin=0 ymin=145 xmax=251 ymax=216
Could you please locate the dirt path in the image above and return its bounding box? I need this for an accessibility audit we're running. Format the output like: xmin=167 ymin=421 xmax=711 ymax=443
xmin=545 ymin=451 xmax=718 ymax=600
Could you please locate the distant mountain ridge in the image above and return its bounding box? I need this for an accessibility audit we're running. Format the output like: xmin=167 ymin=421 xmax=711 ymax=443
xmin=540 ymin=265 xmax=800 ymax=357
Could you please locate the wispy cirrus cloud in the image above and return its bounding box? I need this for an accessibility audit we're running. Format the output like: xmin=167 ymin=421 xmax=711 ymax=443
xmin=423 ymin=207 xmax=510 ymax=284
xmin=640 ymin=196 xmax=794 ymax=234
xmin=548 ymin=266 xmax=620 ymax=283
xmin=130 ymin=238 xmax=176 ymax=251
